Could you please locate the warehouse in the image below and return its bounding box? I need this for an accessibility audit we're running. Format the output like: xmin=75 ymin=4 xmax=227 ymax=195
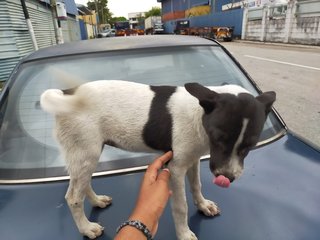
xmin=157 ymin=0 xmax=244 ymax=37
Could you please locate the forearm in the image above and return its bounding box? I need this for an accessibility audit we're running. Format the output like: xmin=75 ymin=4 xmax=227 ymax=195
xmin=115 ymin=152 xmax=172 ymax=239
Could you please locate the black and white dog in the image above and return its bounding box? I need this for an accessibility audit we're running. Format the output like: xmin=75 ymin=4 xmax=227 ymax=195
xmin=40 ymin=80 xmax=275 ymax=240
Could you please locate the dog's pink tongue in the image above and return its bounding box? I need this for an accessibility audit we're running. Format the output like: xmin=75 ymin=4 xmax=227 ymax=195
xmin=213 ymin=175 xmax=231 ymax=188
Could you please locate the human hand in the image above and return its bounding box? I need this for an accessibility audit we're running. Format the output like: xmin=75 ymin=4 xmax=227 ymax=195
xmin=129 ymin=151 xmax=173 ymax=236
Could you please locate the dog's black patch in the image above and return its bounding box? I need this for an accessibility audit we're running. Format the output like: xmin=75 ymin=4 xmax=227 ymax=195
xmin=237 ymin=92 xmax=274 ymax=153
xmin=143 ymin=85 xmax=177 ymax=152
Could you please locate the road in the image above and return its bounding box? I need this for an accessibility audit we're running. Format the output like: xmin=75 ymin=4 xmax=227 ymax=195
xmin=221 ymin=41 xmax=320 ymax=148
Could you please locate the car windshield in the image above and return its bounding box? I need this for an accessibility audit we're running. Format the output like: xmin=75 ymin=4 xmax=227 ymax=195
xmin=155 ymin=24 xmax=163 ymax=29
xmin=0 ymin=46 xmax=284 ymax=182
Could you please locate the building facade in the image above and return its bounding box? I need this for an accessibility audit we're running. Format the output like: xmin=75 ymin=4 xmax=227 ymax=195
xmin=128 ymin=12 xmax=146 ymax=29
xmin=77 ymin=4 xmax=98 ymax=39
xmin=242 ymin=0 xmax=320 ymax=45
xmin=158 ymin=0 xmax=244 ymax=36
xmin=0 ymin=0 xmax=80 ymax=82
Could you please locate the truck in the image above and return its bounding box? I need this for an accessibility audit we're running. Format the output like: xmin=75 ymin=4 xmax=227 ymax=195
xmin=144 ymin=16 xmax=164 ymax=35
xmin=114 ymin=21 xmax=130 ymax=36
xmin=174 ymin=20 xmax=233 ymax=41
xmin=174 ymin=20 xmax=190 ymax=35
xmin=114 ymin=21 xmax=144 ymax=36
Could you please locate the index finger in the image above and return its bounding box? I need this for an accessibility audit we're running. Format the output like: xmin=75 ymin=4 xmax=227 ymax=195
xmin=147 ymin=151 xmax=173 ymax=174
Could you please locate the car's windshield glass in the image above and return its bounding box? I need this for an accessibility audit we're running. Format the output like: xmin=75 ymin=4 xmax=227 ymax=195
xmin=0 ymin=46 xmax=284 ymax=181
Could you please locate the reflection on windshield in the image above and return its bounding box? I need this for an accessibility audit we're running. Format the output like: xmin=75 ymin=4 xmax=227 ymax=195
xmin=0 ymin=46 xmax=283 ymax=180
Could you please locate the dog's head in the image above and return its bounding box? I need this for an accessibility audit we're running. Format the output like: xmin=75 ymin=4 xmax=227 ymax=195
xmin=185 ymin=83 xmax=276 ymax=183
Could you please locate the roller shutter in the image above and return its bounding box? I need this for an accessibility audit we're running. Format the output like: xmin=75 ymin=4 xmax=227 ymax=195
xmin=0 ymin=0 xmax=56 ymax=81
xmin=26 ymin=0 xmax=56 ymax=49
xmin=0 ymin=0 xmax=32 ymax=81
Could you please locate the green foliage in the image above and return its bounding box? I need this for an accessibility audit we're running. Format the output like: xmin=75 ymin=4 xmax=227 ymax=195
xmin=112 ymin=16 xmax=127 ymax=22
xmin=136 ymin=13 xmax=145 ymax=27
xmin=87 ymin=0 xmax=112 ymax=24
xmin=108 ymin=16 xmax=127 ymax=27
xmin=145 ymin=7 xmax=161 ymax=18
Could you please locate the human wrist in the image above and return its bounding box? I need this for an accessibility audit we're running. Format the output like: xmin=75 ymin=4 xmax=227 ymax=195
xmin=116 ymin=220 xmax=153 ymax=240
xmin=129 ymin=209 xmax=158 ymax=235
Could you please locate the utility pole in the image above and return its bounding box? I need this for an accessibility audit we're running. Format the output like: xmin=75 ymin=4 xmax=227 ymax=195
xmin=94 ymin=0 xmax=100 ymax=32
xmin=50 ymin=0 xmax=64 ymax=44
xmin=20 ymin=0 xmax=38 ymax=50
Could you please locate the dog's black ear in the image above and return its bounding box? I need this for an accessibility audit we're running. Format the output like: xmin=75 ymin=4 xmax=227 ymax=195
xmin=185 ymin=83 xmax=219 ymax=114
xmin=256 ymin=91 xmax=276 ymax=114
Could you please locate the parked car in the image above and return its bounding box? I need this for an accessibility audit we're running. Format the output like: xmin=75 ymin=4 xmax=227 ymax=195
xmin=97 ymin=29 xmax=116 ymax=38
xmin=0 ymin=35 xmax=319 ymax=240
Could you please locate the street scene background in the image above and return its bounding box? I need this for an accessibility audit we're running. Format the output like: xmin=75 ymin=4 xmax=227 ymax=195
xmin=222 ymin=41 xmax=320 ymax=147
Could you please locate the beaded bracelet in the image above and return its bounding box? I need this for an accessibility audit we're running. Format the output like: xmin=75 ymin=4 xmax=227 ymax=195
xmin=116 ymin=220 xmax=153 ymax=240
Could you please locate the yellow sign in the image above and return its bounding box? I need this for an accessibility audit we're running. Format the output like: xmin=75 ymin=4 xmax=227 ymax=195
xmin=185 ymin=5 xmax=211 ymax=18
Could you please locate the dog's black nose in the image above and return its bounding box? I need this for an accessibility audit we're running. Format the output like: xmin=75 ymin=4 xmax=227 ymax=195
xmin=225 ymin=174 xmax=235 ymax=183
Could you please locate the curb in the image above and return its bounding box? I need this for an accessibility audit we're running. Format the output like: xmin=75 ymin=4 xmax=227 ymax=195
xmin=230 ymin=39 xmax=320 ymax=50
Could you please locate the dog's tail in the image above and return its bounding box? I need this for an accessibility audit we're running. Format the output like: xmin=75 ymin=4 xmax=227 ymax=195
xmin=40 ymin=89 xmax=82 ymax=115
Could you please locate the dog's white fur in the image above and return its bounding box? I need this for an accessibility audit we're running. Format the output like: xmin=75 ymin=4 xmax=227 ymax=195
xmin=41 ymin=80 xmax=249 ymax=240
xmin=226 ymin=118 xmax=249 ymax=179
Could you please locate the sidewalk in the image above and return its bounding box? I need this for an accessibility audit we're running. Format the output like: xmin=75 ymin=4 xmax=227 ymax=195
xmin=233 ymin=39 xmax=320 ymax=50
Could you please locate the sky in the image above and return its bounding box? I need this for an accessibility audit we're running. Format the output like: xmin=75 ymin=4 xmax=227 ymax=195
xmin=75 ymin=0 xmax=161 ymax=17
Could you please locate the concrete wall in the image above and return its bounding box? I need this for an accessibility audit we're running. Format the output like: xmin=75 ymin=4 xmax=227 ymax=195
xmin=245 ymin=19 xmax=263 ymax=41
xmin=242 ymin=0 xmax=320 ymax=45
xmin=290 ymin=16 xmax=320 ymax=44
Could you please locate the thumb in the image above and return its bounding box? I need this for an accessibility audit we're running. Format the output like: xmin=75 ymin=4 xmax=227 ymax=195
xmin=157 ymin=168 xmax=170 ymax=182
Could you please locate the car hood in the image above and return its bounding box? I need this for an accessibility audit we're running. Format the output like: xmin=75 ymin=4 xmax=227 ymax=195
xmin=0 ymin=132 xmax=319 ymax=240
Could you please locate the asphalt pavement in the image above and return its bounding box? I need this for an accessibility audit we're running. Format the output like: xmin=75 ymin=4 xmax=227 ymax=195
xmin=221 ymin=41 xmax=320 ymax=148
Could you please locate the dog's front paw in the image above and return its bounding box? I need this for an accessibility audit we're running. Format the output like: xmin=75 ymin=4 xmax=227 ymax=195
xmin=91 ymin=195 xmax=112 ymax=208
xmin=177 ymin=229 xmax=198 ymax=240
xmin=196 ymin=199 xmax=220 ymax=217
xmin=80 ymin=222 xmax=104 ymax=239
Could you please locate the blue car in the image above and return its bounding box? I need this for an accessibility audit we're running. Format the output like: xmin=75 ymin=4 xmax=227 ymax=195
xmin=0 ymin=35 xmax=319 ymax=240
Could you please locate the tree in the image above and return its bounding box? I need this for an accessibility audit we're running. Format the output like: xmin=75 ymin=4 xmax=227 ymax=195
xmin=111 ymin=16 xmax=127 ymax=22
xmin=145 ymin=7 xmax=161 ymax=18
xmin=87 ymin=0 xmax=112 ymax=24
xmin=108 ymin=16 xmax=127 ymax=27
xmin=136 ymin=13 xmax=145 ymax=29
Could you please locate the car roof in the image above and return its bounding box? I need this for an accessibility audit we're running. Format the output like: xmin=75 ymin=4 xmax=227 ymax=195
xmin=23 ymin=35 xmax=218 ymax=62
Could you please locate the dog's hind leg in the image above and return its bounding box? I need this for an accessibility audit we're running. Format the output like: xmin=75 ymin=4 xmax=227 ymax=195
xmin=187 ymin=161 xmax=220 ymax=217
xmin=64 ymin=147 xmax=104 ymax=239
